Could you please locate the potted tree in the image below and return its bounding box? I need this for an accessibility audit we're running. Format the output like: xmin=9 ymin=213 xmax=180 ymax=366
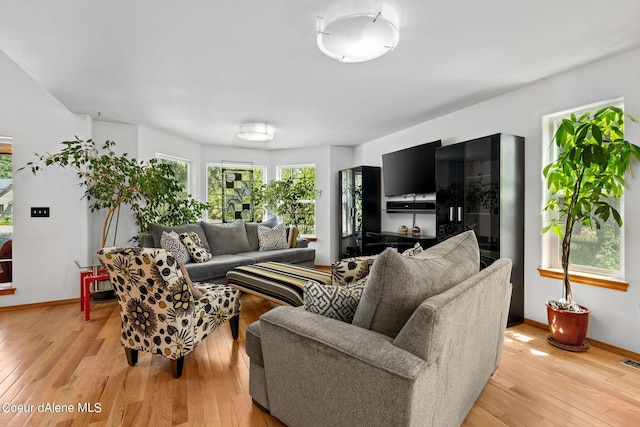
xmin=22 ymin=137 xmax=209 ymax=247
xmin=542 ymin=105 xmax=640 ymax=350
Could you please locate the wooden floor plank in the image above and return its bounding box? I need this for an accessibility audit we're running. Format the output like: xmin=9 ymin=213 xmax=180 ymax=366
xmin=1 ymin=295 xmax=640 ymax=426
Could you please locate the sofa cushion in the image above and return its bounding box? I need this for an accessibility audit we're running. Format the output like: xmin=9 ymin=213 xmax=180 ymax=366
xmin=179 ymin=232 xmax=213 ymax=263
xmin=149 ymin=223 xmax=210 ymax=251
xmin=160 ymin=231 xmax=191 ymax=264
xmin=303 ymin=278 xmax=366 ymax=323
xmin=258 ymin=223 xmax=289 ymax=251
xmin=236 ymin=247 xmax=316 ymax=265
xmin=201 ymin=221 xmax=252 ymax=256
xmin=245 ymin=216 xmax=279 ymax=251
xmin=184 ymin=254 xmax=255 ymax=281
xmin=352 ymin=230 xmax=480 ymax=339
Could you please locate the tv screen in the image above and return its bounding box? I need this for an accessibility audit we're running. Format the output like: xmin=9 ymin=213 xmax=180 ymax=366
xmin=382 ymin=140 xmax=441 ymax=196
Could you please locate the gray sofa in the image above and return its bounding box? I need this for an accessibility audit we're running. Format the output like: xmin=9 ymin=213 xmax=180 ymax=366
xmin=141 ymin=219 xmax=315 ymax=282
xmin=246 ymin=231 xmax=512 ymax=427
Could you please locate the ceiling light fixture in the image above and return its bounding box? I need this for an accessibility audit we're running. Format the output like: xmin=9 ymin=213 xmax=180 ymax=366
xmin=238 ymin=123 xmax=274 ymax=141
xmin=316 ymin=0 xmax=399 ymax=63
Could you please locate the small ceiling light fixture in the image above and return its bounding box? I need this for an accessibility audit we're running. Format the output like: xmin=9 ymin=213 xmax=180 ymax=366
xmin=238 ymin=123 xmax=274 ymax=141
xmin=316 ymin=0 xmax=399 ymax=63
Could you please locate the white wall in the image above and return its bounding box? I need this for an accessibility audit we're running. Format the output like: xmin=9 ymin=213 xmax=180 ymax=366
xmin=354 ymin=46 xmax=640 ymax=353
xmin=90 ymin=121 xmax=140 ymax=249
xmin=0 ymin=50 xmax=89 ymax=306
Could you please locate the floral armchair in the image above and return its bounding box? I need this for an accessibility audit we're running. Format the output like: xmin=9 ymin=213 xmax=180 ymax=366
xmin=97 ymin=247 xmax=241 ymax=378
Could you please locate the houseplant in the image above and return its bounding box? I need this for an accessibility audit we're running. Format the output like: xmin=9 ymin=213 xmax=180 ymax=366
xmin=252 ymin=175 xmax=320 ymax=235
xmin=22 ymin=137 xmax=209 ymax=247
xmin=542 ymin=105 xmax=640 ymax=350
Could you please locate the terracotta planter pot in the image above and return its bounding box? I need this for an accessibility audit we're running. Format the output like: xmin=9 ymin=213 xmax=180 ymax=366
xmin=546 ymin=302 xmax=590 ymax=348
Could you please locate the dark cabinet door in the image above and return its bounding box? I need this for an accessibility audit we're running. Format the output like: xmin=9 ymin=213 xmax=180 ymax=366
xmin=463 ymin=135 xmax=501 ymax=268
xmin=436 ymin=142 xmax=465 ymax=241
xmin=339 ymin=166 xmax=381 ymax=259
xmin=436 ymin=134 xmax=524 ymax=327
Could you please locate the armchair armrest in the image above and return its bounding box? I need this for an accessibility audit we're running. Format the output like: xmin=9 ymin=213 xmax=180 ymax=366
xmin=260 ymin=306 xmax=426 ymax=379
xmin=258 ymin=307 xmax=432 ymax=426
xmin=296 ymin=238 xmax=309 ymax=248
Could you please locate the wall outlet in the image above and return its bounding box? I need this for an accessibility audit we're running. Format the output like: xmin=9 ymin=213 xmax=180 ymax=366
xmin=31 ymin=207 xmax=50 ymax=217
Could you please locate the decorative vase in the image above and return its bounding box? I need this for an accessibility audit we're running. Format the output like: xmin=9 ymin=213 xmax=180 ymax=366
xmin=545 ymin=302 xmax=590 ymax=351
xmin=398 ymin=225 xmax=408 ymax=235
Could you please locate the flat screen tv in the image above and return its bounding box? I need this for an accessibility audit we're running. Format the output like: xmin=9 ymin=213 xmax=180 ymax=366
xmin=382 ymin=140 xmax=441 ymax=196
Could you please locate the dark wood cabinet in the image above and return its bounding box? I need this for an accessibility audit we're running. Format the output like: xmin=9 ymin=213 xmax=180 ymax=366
xmin=436 ymin=134 xmax=524 ymax=326
xmin=339 ymin=166 xmax=381 ymax=259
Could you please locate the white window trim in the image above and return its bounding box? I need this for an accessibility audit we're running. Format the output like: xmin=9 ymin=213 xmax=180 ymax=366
xmin=276 ymin=164 xmax=317 ymax=235
xmin=156 ymin=153 xmax=193 ymax=194
xmin=541 ymin=97 xmax=625 ymax=280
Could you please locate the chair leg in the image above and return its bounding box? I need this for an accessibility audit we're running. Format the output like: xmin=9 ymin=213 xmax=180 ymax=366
xmin=171 ymin=356 xmax=184 ymax=378
xmin=125 ymin=348 xmax=138 ymax=366
xmin=229 ymin=314 xmax=240 ymax=340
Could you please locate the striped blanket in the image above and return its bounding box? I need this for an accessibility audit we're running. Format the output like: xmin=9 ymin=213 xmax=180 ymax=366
xmin=226 ymin=262 xmax=331 ymax=306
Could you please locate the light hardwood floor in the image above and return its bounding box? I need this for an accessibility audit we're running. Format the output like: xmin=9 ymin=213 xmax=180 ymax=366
xmin=1 ymin=294 xmax=639 ymax=426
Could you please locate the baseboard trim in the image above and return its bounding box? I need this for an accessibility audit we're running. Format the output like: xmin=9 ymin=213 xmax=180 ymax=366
xmin=0 ymin=298 xmax=78 ymax=312
xmin=523 ymin=318 xmax=640 ymax=360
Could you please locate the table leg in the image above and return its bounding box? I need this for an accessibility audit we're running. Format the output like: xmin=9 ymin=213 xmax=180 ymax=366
xmin=83 ymin=275 xmax=91 ymax=323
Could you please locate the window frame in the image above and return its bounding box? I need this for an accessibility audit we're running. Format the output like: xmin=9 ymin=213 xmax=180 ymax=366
xmin=155 ymin=154 xmax=192 ymax=196
xmin=541 ymin=97 xmax=626 ymax=280
xmin=276 ymin=164 xmax=317 ymax=236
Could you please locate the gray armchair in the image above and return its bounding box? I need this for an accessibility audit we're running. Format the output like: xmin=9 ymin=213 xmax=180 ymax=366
xmin=246 ymin=231 xmax=513 ymax=427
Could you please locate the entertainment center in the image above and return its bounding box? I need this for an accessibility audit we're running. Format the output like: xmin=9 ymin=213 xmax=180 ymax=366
xmin=338 ymin=133 xmax=524 ymax=326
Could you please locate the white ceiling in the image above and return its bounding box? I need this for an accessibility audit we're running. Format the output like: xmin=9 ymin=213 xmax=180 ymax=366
xmin=2 ymin=0 xmax=640 ymax=150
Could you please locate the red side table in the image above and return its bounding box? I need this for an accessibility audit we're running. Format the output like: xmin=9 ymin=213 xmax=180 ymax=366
xmin=75 ymin=260 xmax=110 ymax=323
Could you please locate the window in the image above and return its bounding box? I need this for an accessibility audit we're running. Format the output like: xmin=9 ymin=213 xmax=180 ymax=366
xmin=156 ymin=155 xmax=190 ymax=198
xmin=277 ymin=165 xmax=317 ymax=236
xmin=0 ymin=137 xmax=12 ymax=289
xmin=207 ymin=163 xmax=266 ymax=223
xmin=541 ymin=98 xmax=624 ymax=279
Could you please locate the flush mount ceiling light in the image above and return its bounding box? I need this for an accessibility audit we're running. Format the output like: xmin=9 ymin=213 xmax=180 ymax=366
xmin=238 ymin=123 xmax=274 ymax=141
xmin=316 ymin=0 xmax=399 ymax=63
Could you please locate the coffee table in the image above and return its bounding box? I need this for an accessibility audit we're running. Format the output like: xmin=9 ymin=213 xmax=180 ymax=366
xmin=226 ymin=262 xmax=331 ymax=306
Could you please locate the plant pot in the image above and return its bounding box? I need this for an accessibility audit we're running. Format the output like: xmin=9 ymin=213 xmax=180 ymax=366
xmin=545 ymin=302 xmax=590 ymax=351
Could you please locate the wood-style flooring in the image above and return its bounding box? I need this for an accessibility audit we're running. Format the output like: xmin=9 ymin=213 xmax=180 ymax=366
xmin=1 ymin=294 xmax=639 ymax=426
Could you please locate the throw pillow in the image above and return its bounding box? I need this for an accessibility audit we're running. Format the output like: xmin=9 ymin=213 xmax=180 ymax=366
xmin=352 ymin=230 xmax=480 ymax=339
xmin=331 ymin=255 xmax=377 ymax=286
xmin=258 ymin=223 xmax=289 ymax=251
xmin=160 ymin=231 xmax=191 ymax=264
xmin=179 ymin=232 xmax=213 ymax=263
xmin=402 ymin=242 xmax=424 ymax=257
xmin=178 ymin=262 xmax=203 ymax=299
xmin=303 ymin=278 xmax=367 ymax=323
xmin=287 ymin=226 xmax=299 ymax=248
xmin=245 ymin=216 xmax=279 ymax=251
xmin=201 ymin=221 xmax=251 ymax=255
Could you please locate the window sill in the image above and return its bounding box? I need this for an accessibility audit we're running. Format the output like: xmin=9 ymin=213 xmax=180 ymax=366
xmin=537 ymin=268 xmax=629 ymax=292
xmin=0 ymin=286 xmax=16 ymax=296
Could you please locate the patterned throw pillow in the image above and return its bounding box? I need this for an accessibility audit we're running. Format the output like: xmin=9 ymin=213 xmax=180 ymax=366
xmin=258 ymin=223 xmax=289 ymax=251
xmin=331 ymin=255 xmax=377 ymax=286
xmin=303 ymin=278 xmax=367 ymax=323
xmin=402 ymin=242 xmax=424 ymax=257
xmin=178 ymin=262 xmax=203 ymax=299
xmin=160 ymin=231 xmax=191 ymax=264
xmin=179 ymin=232 xmax=213 ymax=263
